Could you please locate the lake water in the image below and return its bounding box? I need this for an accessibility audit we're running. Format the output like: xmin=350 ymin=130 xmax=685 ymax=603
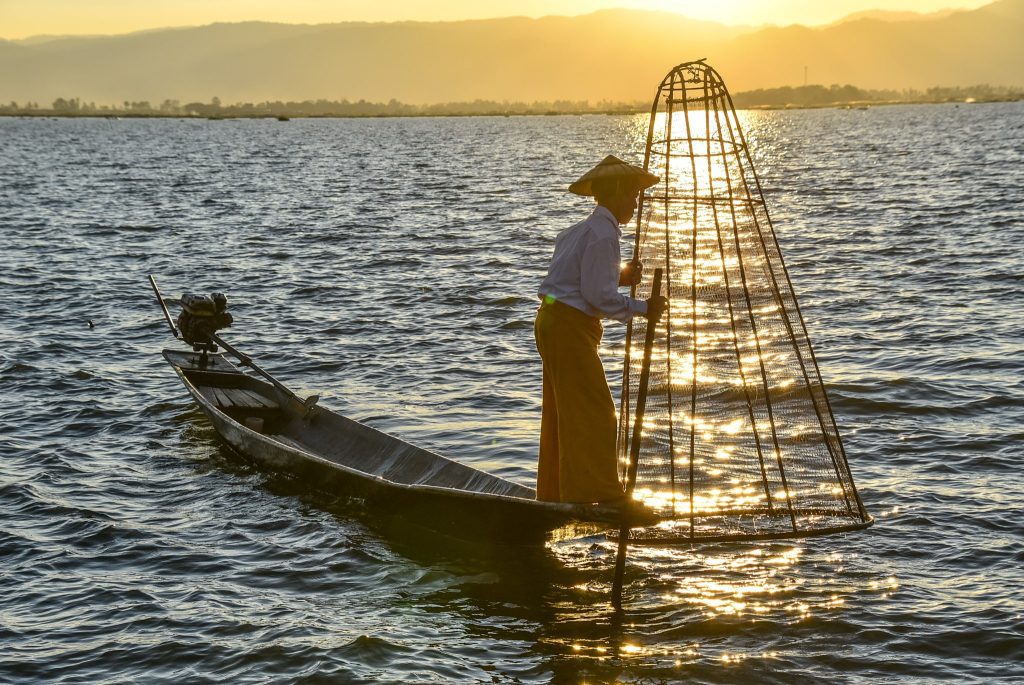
xmin=1 ymin=103 xmax=1022 ymax=683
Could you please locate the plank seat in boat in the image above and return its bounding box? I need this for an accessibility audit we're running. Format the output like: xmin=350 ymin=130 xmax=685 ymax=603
xmin=197 ymin=385 xmax=279 ymax=412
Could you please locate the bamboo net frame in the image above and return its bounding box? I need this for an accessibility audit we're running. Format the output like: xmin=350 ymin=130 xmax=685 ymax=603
xmin=616 ymin=60 xmax=872 ymax=543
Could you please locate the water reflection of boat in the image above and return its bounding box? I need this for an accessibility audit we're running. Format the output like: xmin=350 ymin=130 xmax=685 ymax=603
xmin=160 ymin=346 xmax=652 ymax=544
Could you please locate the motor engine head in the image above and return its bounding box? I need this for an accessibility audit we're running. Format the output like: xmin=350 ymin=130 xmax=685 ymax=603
xmin=177 ymin=292 xmax=233 ymax=347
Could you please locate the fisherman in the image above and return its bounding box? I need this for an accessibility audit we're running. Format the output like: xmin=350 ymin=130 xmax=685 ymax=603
xmin=535 ymin=155 xmax=665 ymax=505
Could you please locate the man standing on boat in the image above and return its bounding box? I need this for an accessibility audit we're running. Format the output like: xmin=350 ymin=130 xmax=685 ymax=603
xmin=535 ymin=155 xmax=664 ymax=505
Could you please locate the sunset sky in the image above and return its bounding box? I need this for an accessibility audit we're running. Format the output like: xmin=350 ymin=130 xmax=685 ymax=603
xmin=0 ymin=0 xmax=995 ymax=40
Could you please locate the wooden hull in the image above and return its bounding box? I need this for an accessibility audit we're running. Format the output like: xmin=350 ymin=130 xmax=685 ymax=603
xmin=162 ymin=350 xmax=634 ymax=544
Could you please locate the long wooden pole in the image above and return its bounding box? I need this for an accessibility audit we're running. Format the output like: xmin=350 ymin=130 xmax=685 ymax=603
xmin=611 ymin=267 xmax=662 ymax=608
xmin=148 ymin=275 xmax=180 ymax=339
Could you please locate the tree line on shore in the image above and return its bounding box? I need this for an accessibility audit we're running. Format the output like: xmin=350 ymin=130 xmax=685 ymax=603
xmin=0 ymin=96 xmax=642 ymax=117
xmin=730 ymin=84 xmax=1022 ymax=108
xmin=2 ymin=84 xmax=1021 ymax=118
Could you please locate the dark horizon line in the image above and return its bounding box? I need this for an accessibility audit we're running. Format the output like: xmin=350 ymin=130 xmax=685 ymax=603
xmin=3 ymin=83 xmax=1022 ymax=118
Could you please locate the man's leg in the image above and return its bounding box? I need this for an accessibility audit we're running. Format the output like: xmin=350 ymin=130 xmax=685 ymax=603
xmin=551 ymin=315 xmax=622 ymax=503
xmin=535 ymin=307 xmax=561 ymax=501
xmin=535 ymin=364 xmax=561 ymax=501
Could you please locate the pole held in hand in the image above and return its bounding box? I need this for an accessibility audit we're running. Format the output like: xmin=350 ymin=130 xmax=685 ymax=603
xmin=611 ymin=267 xmax=663 ymax=609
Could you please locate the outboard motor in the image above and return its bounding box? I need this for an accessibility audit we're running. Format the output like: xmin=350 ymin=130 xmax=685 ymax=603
xmin=177 ymin=293 xmax=233 ymax=364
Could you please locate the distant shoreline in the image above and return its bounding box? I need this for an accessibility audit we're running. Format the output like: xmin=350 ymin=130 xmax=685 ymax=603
xmin=6 ymin=84 xmax=1021 ymax=119
xmin=2 ymin=96 xmax=1021 ymax=121
xmin=745 ymin=95 xmax=1023 ymax=110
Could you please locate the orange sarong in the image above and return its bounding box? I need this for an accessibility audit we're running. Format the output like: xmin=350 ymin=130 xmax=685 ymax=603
xmin=534 ymin=300 xmax=624 ymax=503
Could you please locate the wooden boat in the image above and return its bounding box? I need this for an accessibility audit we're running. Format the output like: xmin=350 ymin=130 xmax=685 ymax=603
xmin=161 ymin=347 xmax=655 ymax=544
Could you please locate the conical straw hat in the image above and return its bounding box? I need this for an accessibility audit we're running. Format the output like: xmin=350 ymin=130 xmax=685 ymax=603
xmin=568 ymin=155 xmax=660 ymax=196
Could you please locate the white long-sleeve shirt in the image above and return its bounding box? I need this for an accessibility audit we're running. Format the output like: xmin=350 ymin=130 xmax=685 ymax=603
xmin=538 ymin=206 xmax=648 ymax=322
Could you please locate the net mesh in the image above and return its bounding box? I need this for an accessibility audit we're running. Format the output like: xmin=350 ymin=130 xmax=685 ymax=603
xmin=617 ymin=61 xmax=871 ymax=543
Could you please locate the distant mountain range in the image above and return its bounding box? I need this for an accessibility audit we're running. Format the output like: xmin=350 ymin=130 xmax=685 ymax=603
xmin=825 ymin=8 xmax=960 ymax=24
xmin=1 ymin=0 xmax=1021 ymax=106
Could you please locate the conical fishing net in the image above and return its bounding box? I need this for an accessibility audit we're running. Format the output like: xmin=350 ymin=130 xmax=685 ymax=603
xmin=617 ymin=61 xmax=871 ymax=543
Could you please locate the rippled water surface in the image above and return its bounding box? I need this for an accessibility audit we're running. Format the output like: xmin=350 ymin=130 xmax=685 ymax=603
xmin=1 ymin=104 xmax=1022 ymax=683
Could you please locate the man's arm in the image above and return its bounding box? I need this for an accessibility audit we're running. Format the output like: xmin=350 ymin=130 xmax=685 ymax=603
xmin=581 ymin=238 xmax=647 ymax=322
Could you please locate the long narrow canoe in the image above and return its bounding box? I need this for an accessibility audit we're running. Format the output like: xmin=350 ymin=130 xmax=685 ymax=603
xmin=163 ymin=349 xmax=654 ymax=544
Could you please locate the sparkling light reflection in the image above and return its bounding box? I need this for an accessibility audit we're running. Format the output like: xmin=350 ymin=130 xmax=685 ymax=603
xmin=618 ymin=87 xmax=864 ymax=536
